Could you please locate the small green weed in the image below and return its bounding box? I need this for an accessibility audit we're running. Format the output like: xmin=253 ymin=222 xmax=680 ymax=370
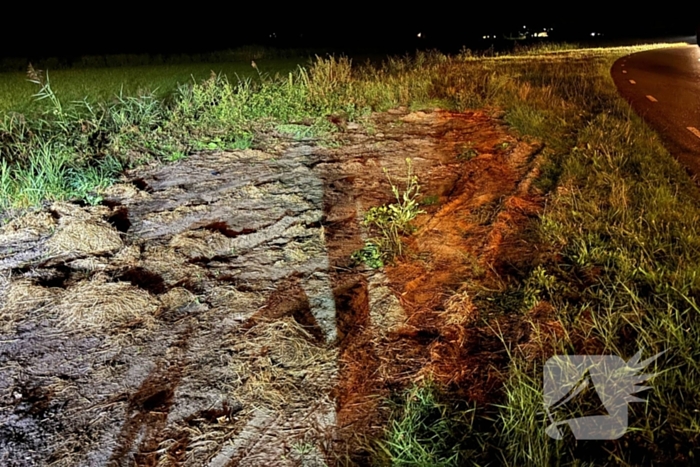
xmin=351 ymin=241 xmax=384 ymax=269
xmin=521 ymin=265 xmax=558 ymax=310
xmin=457 ymin=143 xmax=479 ymax=161
xmin=420 ymin=194 xmax=439 ymax=206
xmin=362 ymin=158 xmax=424 ymax=263
xmin=291 ymin=442 xmax=315 ymax=455
xmin=165 ymin=150 xmax=187 ymax=162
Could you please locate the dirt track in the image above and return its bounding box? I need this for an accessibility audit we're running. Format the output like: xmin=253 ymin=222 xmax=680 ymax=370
xmin=0 ymin=108 xmax=543 ymax=466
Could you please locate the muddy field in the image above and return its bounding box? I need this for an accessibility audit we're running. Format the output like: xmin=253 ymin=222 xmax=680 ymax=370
xmin=0 ymin=108 xmax=544 ymax=466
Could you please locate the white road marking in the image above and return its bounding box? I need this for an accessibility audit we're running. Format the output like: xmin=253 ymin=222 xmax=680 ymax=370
xmin=646 ymin=95 xmax=658 ymax=102
xmin=629 ymin=80 xmax=636 ymax=84
xmin=687 ymin=127 xmax=700 ymax=139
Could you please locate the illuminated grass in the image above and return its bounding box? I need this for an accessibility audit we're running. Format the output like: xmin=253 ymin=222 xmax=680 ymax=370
xmin=0 ymin=59 xmax=301 ymax=114
xmin=310 ymin=41 xmax=698 ymax=466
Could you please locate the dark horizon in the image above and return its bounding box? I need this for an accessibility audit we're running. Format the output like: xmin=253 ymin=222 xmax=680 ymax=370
xmin=1 ymin=9 xmax=697 ymax=58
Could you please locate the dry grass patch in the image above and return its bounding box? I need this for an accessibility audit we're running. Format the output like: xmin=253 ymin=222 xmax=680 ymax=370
xmin=227 ymin=317 xmax=337 ymax=411
xmin=0 ymin=211 xmax=56 ymax=236
xmin=47 ymin=219 xmax=122 ymax=255
xmin=56 ymin=273 xmax=159 ymax=330
xmin=140 ymin=245 xmax=205 ymax=286
xmin=205 ymin=285 xmax=265 ymax=312
xmin=112 ymin=245 xmax=142 ymax=266
xmin=443 ymin=290 xmax=479 ymax=328
xmin=0 ymin=279 xmax=59 ymax=331
xmin=101 ymin=182 xmax=150 ymax=200
xmin=160 ymin=287 xmax=197 ymax=310
xmin=170 ymin=230 xmax=232 ymax=259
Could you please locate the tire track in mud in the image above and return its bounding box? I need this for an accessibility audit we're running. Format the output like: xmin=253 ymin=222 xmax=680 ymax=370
xmin=0 ymin=108 xmax=545 ymax=466
xmin=109 ymin=324 xmax=192 ymax=466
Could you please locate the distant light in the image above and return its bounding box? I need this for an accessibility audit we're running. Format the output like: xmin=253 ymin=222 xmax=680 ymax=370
xmin=591 ymin=32 xmax=596 ymax=37
xmin=535 ymin=32 xmax=549 ymax=38
xmin=417 ymin=32 xmax=422 ymax=38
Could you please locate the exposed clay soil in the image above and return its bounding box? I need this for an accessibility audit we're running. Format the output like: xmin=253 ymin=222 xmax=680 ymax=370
xmin=0 ymin=108 xmax=544 ymax=466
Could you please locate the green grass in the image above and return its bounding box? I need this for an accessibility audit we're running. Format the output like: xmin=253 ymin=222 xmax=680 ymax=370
xmin=437 ymin=43 xmax=700 ymax=465
xmin=0 ymin=59 xmax=302 ymax=114
xmin=374 ymin=381 xmax=485 ymax=467
xmin=0 ymin=58 xmax=338 ymax=209
xmin=308 ymin=41 xmax=698 ymax=466
xmin=475 ymin=45 xmax=700 ymax=466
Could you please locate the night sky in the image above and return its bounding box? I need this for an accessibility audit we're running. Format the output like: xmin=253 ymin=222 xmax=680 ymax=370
xmin=2 ymin=6 xmax=697 ymax=58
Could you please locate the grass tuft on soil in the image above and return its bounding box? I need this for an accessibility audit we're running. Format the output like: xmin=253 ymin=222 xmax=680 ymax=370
xmin=373 ymin=380 xmax=483 ymax=467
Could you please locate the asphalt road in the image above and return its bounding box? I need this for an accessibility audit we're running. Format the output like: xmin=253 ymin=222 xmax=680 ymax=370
xmin=612 ymin=44 xmax=700 ymax=176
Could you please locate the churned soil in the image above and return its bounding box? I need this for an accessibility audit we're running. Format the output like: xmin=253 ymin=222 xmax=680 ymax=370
xmin=0 ymin=107 xmax=544 ymax=466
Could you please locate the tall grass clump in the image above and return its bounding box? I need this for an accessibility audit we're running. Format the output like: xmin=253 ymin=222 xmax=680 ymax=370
xmin=374 ymin=380 xmax=485 ymax=467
